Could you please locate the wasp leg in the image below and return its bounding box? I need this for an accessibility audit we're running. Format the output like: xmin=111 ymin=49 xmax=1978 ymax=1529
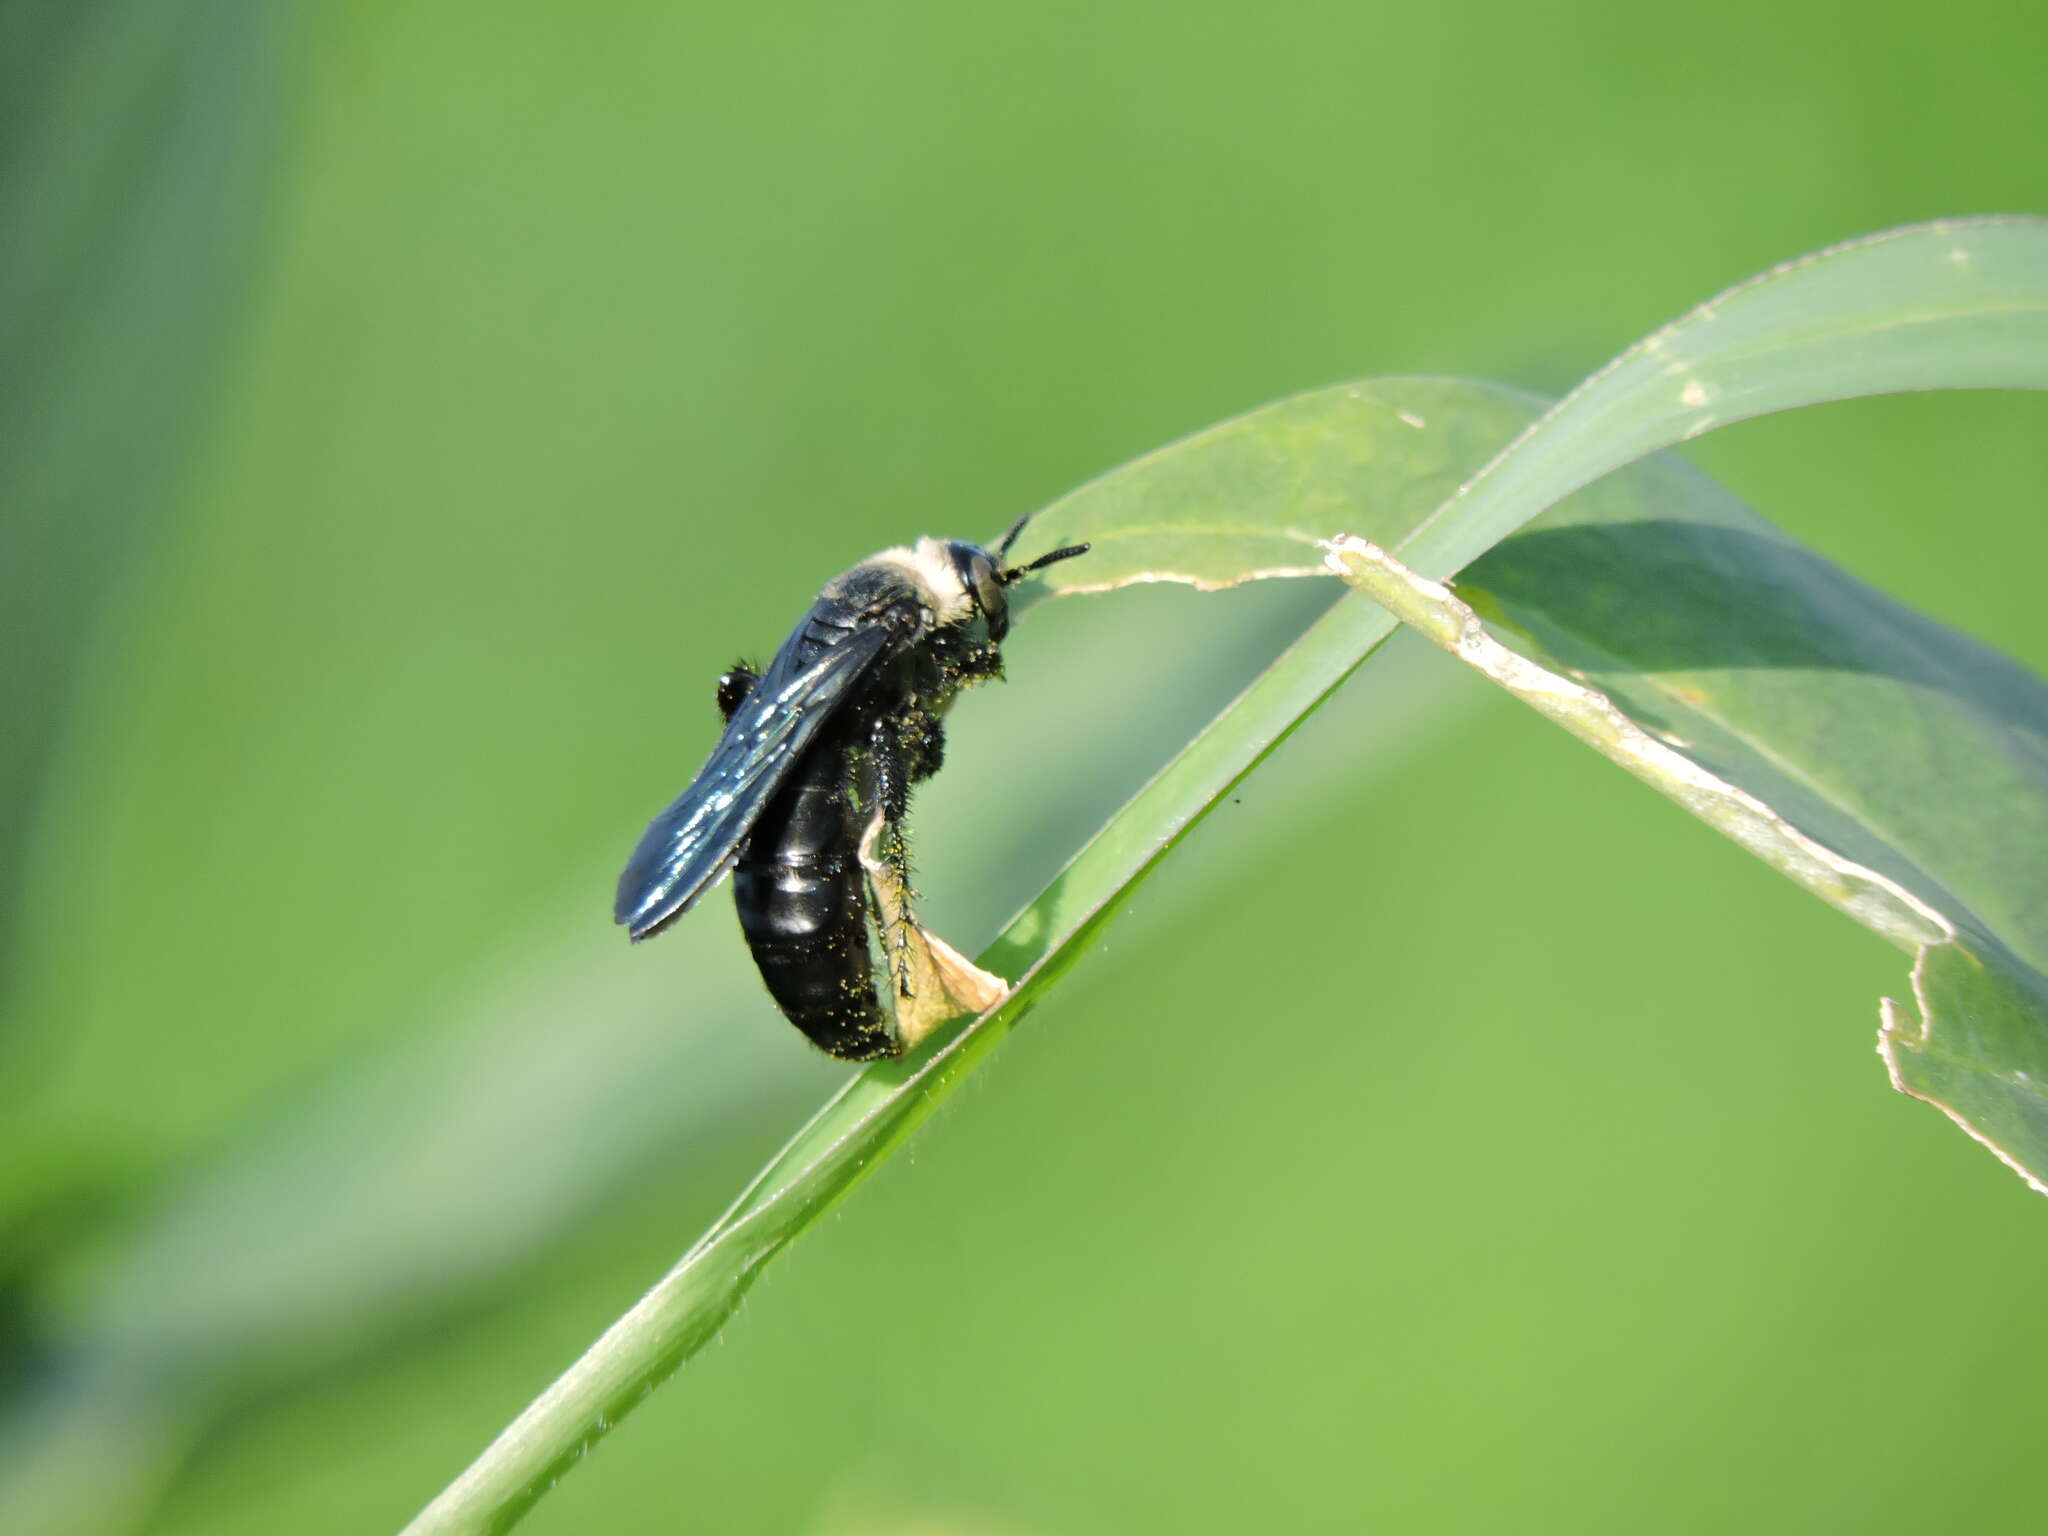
xmin=897 ymin=703 xmax=945 ymax=784
xmin=954 ymin=642 xmax=1005 ymax=686
xmin=716 ymin=663 xmax=760 ymax=723
xmin=868 ymin=710 xmax=930 ymax=1001
xmin=929 ymin=631 xmax=1004 ymax=693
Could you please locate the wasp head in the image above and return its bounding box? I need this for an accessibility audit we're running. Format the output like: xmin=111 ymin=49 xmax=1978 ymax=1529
xmin=942 ymin=515 xmax=1091 ymax=643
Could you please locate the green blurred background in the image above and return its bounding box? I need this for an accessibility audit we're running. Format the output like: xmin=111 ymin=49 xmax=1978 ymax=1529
xmin=5 ymin=1 xmax=2048 ymax=1531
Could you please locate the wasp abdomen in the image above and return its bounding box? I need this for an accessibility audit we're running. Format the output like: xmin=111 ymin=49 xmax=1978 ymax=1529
xmin=732 ymin=738 xmax=893 ymax=1061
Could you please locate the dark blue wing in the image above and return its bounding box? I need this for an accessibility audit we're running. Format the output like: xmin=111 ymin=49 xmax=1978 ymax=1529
xmin=613 ymin=621 xmax=892 ymax=939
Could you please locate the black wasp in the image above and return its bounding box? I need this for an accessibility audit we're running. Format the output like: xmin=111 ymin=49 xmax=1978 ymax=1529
xmin=613 ymin=515 xmax=1089 ymax=1061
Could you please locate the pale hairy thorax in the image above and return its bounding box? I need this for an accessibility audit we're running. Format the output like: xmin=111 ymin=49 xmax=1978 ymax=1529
xmin=856 ymin=537 xmax=978 ymax=625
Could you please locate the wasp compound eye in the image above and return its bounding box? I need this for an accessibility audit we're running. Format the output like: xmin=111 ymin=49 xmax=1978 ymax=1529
xmin=969 ymin=551 xmax=1008 ymax=640
xmin=944 ymin=540 xmax=1009 ymax=640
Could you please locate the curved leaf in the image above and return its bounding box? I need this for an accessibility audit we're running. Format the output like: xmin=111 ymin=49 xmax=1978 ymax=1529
xmin=1457 ymin=451 xmax=2048 ymax=1191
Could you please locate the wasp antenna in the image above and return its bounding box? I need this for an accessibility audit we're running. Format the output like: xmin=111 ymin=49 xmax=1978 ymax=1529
xmin=995 ymin=511 xmax=1034 ymax=559
xmin=1002 ymin=541 xmax=1091 ymax=583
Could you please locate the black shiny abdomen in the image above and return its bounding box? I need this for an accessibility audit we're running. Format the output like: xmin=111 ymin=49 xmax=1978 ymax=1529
xmin=730 ymin=727 xmax=894 ymax=1062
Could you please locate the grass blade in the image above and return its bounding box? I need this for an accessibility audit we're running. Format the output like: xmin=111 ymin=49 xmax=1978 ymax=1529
xmin=408 ymin=217 xmax=2048 ymax=1531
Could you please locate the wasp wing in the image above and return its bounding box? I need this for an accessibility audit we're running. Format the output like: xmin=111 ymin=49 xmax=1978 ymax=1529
xmin=613 ymin=622 xmax=892 ymax=939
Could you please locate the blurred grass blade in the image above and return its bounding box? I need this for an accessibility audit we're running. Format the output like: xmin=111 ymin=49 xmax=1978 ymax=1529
xmin=411 ymin=218 xmax=2048 ymax=1532
xmin=0 ymin=0 xmax=299 ymax=996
